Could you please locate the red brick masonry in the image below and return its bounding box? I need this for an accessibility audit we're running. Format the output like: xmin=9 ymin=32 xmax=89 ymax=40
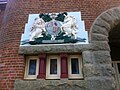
xmin=0 ymin=0 xmax=120 ymax=89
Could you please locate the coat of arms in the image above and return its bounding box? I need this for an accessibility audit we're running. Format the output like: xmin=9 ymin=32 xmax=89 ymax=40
xmin=21 ymin=12 xmax=87 ymax=45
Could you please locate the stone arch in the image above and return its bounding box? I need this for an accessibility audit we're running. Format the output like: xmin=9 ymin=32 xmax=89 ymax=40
xmin=90 ymin=6 xmax=120 ymax=44
xmin=88 ymin=6 xmax=120 ymax=90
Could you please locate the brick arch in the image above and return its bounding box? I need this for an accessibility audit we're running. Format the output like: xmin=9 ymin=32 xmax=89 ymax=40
xmin=90 ymin=6 xmax=120 ymax=43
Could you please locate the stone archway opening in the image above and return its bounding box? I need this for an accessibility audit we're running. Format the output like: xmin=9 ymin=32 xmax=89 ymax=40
xmin=109 ymin=22 xmax=120 ymax=90
xmin=90 ymin=6 xmax=120 ymax=90
xmin=109 ymin=22 xmax=120 ymax=60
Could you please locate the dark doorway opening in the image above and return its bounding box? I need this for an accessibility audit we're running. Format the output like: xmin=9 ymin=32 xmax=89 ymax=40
xmin=109 ymin=22 xmax=120 ymax=90
xmin=109 ymin=22 xmax=120 ymax=60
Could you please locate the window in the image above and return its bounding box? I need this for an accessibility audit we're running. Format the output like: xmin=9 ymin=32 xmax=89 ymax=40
xmin=24 ymin=54 xmax=83 ymax=79
xmin=24 ymin=56 xmax=39 ymax=79
xmin=68 ymin=55 xmax=83 ymax=79
xmin=50 ymin=59 xmax=57 ymax=74
xmin=46 ymin=55 xmax=60 ymax=79
xmin=28 ymin=60 xmax=37 ymax=75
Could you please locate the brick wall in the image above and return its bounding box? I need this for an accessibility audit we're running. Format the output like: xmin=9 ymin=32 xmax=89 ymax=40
xmin=0 ymin=0 xmax=120 ymax=89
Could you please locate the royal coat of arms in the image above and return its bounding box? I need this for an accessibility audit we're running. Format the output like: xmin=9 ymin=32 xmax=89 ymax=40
xmin=21 ymin=12 xmax=87 ymax=45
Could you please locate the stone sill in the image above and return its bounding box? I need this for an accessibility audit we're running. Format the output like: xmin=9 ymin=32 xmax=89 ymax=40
xmin=18 ymin=44 xmax=90 ymax=54
xmin=14 ymin=79 xmax=86 ymax=90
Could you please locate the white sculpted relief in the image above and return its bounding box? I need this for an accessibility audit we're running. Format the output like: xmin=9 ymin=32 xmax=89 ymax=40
xmin=29 ymin=13 xmax=79 ymax=41
xmin=29 ymin=17 xmax=46 ymax=41
xmin=20 ymin=12 xmax=88 ymax=45
xmin=61 ymin=14 xmax=78 ymax=39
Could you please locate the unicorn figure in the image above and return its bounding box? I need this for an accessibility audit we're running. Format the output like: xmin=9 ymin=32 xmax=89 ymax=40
xmin=29 ymin=17 xmax=46 ymax=41
xmin=61 ymin=14 xmax=78 ymax=39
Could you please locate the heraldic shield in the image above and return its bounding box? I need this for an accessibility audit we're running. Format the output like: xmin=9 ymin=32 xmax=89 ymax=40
xmin=21 ymin=12 xmax=87 ymax=45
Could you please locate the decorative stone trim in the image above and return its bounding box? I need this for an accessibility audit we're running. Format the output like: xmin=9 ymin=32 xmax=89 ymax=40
xmin=18 ymin=44 xmax=90 ymax=54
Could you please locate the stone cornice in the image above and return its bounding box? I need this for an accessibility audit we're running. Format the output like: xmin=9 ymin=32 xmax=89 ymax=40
xmin=18 ymin=44 xmax=90 ymax=54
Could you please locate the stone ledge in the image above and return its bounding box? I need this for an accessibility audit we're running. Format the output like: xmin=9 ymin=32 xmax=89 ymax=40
xmin=14 ymin=79 xmax=86 ymax=90
xmin=18 ymin=44 xmax=90 ymax=54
